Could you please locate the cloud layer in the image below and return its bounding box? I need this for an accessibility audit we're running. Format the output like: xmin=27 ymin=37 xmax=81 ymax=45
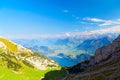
xmin=83 ymin=17 xmax=120 ymax=26
xmin=7 ymin=26 xmax=120 ymax=39
xmin=6 ymin=17 xmax=120 ymax=39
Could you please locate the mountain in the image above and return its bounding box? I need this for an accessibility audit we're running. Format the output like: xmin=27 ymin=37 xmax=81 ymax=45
xmin=29 ymin=45 xmax=54 ymax=55
xmin=67 ymin=35 xmax=120 ymax=80
xmin=0 ymin=36 xmax=66 ymax=80
xmin=13 ymin=38 xmax=86 ymax=66
xmin=76 ymin=36 xmax=113 ymax=54
xmin=13 ymin=34 xmax=117 ymax=67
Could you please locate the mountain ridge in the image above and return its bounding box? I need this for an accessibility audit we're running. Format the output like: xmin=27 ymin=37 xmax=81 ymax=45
xmin=67 ymin=35 xmax=120 ymax=80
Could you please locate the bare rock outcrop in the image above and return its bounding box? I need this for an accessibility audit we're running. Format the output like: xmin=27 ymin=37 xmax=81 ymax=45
xmin=68 ymin=35 xmax=120 ymax=74
xmin=95 ymin=35 xmax=120 ymax=63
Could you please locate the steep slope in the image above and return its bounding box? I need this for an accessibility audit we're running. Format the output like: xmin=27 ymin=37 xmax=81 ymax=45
xmin=67 ymin=35 xmax=120 ymax=80
xmin=0 ymin=36 xmax=59 ymax=70
xmin=0 ymin=36 xmax=66 ymax=80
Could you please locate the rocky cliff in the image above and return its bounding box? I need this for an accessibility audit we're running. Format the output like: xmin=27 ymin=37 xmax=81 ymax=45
xmin=95 ymin=35 xmax=120 ymax=63
xmin=67 ymin=35 xmax=120 ymax=80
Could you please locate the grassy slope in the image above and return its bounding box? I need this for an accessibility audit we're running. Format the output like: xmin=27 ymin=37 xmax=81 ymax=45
xmin=0 ymin=37 xmax=66 ymax=80
xmin=0 ymin=50 xmax=66 ymax=80
xmin=0 ymin=66 xmax=66 ymax=80
xmin=0 ymin=38 xmax=18 ymax=53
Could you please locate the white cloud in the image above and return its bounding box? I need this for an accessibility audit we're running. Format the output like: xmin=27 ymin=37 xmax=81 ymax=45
xmin=84 ymin=17 xmax=104 ymax=22
xmin=89 ymin=26 xmax=120 ymax=34
xmin=7 ymin=26 xmax=120 ymax=39
xmin=84 ymin=17 xmax=120 ymax=26
xmin=65 ymin=32 xmax=71 ymax=37
xmin=59 ymin=26 xmax=120 ymax=38
xmin=63 ymin=10 xmax=69 ymax=13
xmin=7 ymin=33 xmax=72 ymax=39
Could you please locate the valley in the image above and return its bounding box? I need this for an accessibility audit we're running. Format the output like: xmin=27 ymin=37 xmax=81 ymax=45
xmin=0 ymin=34 xmax=120 ymax=80
xmin=1 ymin=0 xmax=120 ymax=80
xmin=13 ymin=34 xmax=117 ymax=66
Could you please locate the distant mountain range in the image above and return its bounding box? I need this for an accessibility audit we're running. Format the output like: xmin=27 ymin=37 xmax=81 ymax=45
xmin=76 ymin=36 xmax=113 ymax=54
xmin=13 ymin=33 xmax=119 ymax=66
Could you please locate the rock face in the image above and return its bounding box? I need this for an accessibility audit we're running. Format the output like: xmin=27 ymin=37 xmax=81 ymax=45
xmin=95 ymin=35 xmax=120 ymax=63
xmin=68 ymin=35 xmax=120 ymax=74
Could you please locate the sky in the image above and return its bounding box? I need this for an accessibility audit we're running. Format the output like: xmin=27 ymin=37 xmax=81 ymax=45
xmin=0 ymin=0 xmax=120 ymax=39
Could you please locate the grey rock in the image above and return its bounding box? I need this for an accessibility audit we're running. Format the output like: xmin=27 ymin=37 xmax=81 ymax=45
xmin=95 ymin=35 xmax=120 ymax=63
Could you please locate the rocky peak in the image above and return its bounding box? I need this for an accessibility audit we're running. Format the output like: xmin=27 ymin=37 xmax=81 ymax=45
xmin=68 ymin=35 xmax=120 ymax=74
xmin=95 ymin=35 xmax=120 ymax=63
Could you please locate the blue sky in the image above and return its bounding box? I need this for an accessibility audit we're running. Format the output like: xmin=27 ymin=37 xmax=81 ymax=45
xmin=0 ymin=0 xmax=120 ymax=39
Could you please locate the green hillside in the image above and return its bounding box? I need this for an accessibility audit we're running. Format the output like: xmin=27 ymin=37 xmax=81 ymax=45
xmin=0 ymin=37 xmax=18 ymax=53
xmin=0 ymin=36 xmax=66 ymax=80
xmin=0 ymin=66 xmax=66 ymax=80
